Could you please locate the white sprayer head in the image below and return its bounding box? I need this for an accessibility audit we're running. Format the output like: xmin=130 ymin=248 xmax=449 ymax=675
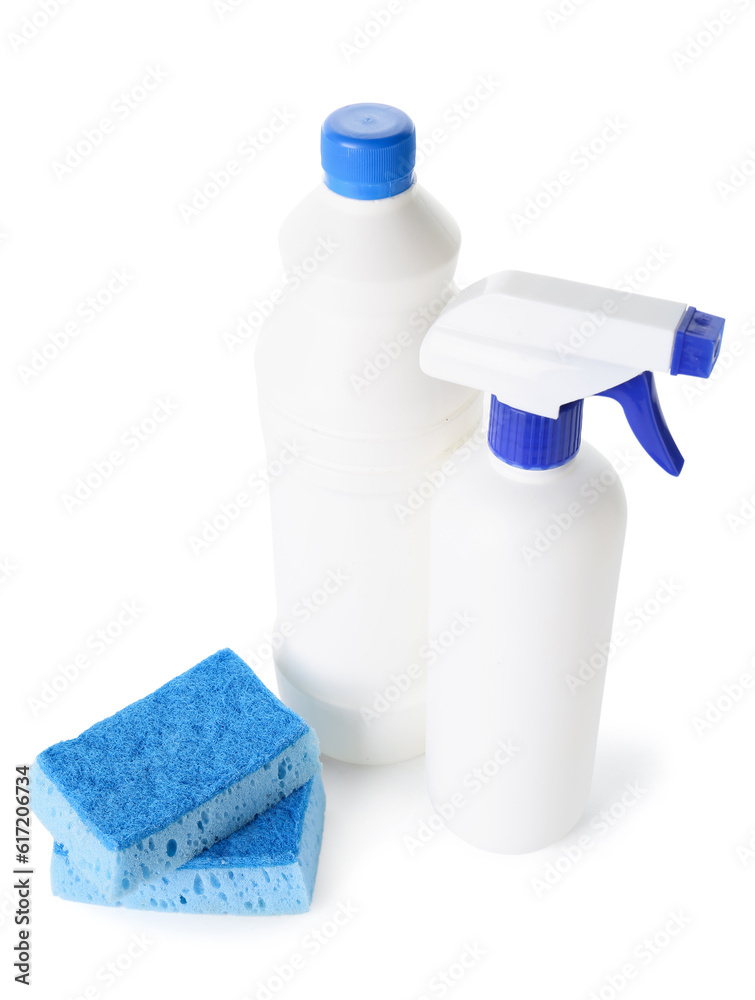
xmin=420 ymin=270 xmax=724 ymax=475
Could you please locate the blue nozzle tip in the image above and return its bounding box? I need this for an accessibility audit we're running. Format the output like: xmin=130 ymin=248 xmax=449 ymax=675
xmin=321 ymin=103 xmax=416 ymax=200
xmin=670 ymin=307 xmax=724 ymax=378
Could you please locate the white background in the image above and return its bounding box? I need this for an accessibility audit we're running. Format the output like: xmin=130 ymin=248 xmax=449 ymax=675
xmin=3 ymin=1 xmax=754 ymax=998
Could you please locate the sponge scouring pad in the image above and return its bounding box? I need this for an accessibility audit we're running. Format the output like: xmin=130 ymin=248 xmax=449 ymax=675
xmin=32 ymin=649 xmax=320 ymax=902
xmin=51 ymin=775 xmax=325 ymax=914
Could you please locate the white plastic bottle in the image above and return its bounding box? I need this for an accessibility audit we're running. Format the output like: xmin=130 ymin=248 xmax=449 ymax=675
xmin=419 ymin=270 xmax=724 ymax=852
xmin=255 ymin=104 xmax=482 ymax=764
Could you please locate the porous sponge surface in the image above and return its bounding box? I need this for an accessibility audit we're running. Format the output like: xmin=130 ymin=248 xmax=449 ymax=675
xmin=51 ymin=776 xmax=326 ymax=915
xmin=32 ymin=649 xmax=321 ymax=901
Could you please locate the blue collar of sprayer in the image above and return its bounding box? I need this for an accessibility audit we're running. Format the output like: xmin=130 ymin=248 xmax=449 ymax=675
xmin=488 ymin=397 xmax=584 ymax=471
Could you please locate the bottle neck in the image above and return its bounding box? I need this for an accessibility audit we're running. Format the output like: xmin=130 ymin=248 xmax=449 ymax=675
xmin=486 ymin=449 xmax=578 ymax=483
xmin=319 ymin=177 xmax=417 ymax=211
xmin=487 ymin=396 xmax=583 ymax=471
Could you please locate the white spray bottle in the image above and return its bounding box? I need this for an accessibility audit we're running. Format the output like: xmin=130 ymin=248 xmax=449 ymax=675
xmin=255 ymin=104 xmax=482 ymax=764
xmin=419 ymin=270 xmax=724 ymax=853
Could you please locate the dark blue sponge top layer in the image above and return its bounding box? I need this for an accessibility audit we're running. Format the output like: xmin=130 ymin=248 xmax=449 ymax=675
xmin=37 ymin=649 xmax=310 ymax=851
xmin=186 ymin=778 xmax=313 ymax=868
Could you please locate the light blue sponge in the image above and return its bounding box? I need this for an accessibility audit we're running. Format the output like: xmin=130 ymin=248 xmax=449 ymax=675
xmin=32 ymin=649 xmax=320 ymax=902
xmin=51 ymin=775 xmax=325 ymax=914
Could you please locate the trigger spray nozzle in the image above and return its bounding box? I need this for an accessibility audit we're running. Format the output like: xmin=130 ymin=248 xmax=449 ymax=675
xmin=419 ymin=271 xmax=725 ymax=474
xmin=597 ymin=308 xmax=724 ymax=476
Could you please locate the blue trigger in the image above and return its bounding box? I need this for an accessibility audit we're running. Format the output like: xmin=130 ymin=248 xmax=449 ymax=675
xmin=597 ymin=371 xmax=684 ymax=476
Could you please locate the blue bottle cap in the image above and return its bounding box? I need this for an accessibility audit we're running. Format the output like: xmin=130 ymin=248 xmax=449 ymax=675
xmin=321 ymin=103 xmax=416 ymax=200
xmin=488 ymin=397 xmax=584 ymax=471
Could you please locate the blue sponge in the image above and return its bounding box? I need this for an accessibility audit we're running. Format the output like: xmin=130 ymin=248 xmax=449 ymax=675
xmin=31 ymin=649 xmax=320 ymax=902
xmin=51 ymin=775 xmax=325 ymax=914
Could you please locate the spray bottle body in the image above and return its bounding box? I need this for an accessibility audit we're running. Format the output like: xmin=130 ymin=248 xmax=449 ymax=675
xmin=426 ymin=440 xmax=626 ymax=853
xmin=420 ymin=268 xmax=724 ymax=852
